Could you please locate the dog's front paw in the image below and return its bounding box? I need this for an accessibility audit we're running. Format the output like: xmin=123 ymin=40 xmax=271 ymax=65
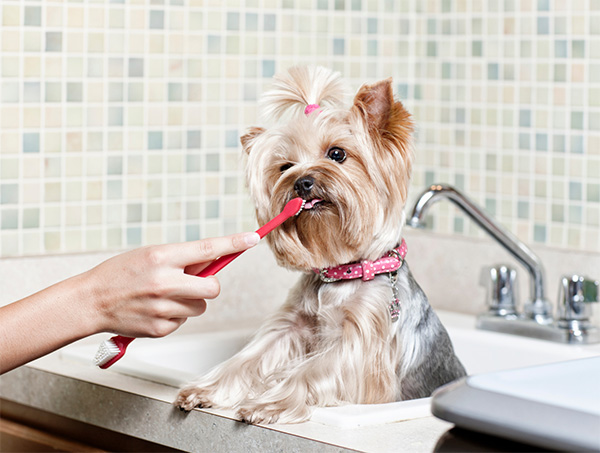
xmin=175 ymin=385 xmax=215 ymax=412
xmin=237 ymin=401 xmax=311 ymax=425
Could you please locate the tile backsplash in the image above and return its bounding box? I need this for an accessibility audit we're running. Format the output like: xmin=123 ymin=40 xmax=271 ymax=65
xmin=1 ymin=0 xmax=599 ymax=257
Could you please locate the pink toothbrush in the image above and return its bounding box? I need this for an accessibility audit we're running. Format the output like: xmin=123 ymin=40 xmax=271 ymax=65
xmin=94 ymin=197 xmax=305 ymax=369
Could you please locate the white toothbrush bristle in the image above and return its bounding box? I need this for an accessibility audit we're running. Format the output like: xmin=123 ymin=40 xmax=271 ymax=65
xmin=295 ymin=199 xmax=306 ymax=216
xmin=94 ymin=339 xmax=120 ymax=366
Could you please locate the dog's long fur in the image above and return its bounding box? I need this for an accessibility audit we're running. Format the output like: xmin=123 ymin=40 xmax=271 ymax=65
xmin=176 ymin=66 xmax=466 ymax=424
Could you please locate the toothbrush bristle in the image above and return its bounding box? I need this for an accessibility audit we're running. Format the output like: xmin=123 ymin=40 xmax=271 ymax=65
xmin=296 ymin=199 xmax=306 ymax=216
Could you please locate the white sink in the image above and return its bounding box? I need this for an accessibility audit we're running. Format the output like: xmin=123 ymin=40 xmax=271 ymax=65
xmin=61 ymin=310 xmax=600 ymax=428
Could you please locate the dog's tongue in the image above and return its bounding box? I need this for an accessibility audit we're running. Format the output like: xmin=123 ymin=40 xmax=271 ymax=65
xmin=304 ymin=199 xmax=322 ymax=210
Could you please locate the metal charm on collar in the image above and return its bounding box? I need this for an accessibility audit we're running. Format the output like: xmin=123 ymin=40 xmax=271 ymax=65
xmin=389 ymin=270 xmax=401 ymax=322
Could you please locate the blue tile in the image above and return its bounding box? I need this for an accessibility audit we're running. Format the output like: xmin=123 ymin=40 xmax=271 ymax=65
xmin=23 ymin=133 xmax=40 ymax=153
xmin=453 ymin=217 xmax=464 ymax=233
xmin=108 ymin=107 xmax=123 ymax=126
xmin=487 ymin=63 xmax=499 ymax=80
xmin=485 ymin=199 xmax=497 ymax=216
xmin=149 ymin=11 xmax=164 ymax=29
xmin=533 ymin=224 xmax=546 ymax=243
xmin=425 ymin=171 xmax=435 ymax=187
xmin=535 ymin=133 xmax=548 ymax=151
xmin=45 ymin=32 xmax=62 ymax=51
xmin=333 ymin=38 xmax=345 ymax=55
xmin=205 ymin=200 xmax=220 ymax=219
xmin=367 ymin=40 xmax=378 ymax=56
xmin=23 ymin=208 xmax=40 ymax=228
xmin=518 ymin=201 xmax=529 ymax=219
xmin=24 ymin=6 xmax=42 ymax=26
xmin=23 ymin=82 xmax=41 ymax=102
xmin=427 ymin=19 xmax=437 ymax=34
xmin=107 ymin=180 xmax=122 ymax=199
xmin=207 ymin=35 xmax=221 ymax=53
xmin=442 ymin=62 xmax=452 ymax=79
xmin=570 ymin=135 xmax=584 ymax=154
xmin=1 ymin=209 xmax=18 ymax=229
xmin=519 ymin=133 xmax=530 ymax=149
xmin=262 ymin=60 xmax=275 ymax=78
xmin=587 ymin=184 xmax=600 ymax=202
xmin=206 ymin=154 xmax=220 ymax=171
xmin=537 ymin=0 xmax=550 ymax=10
xmin=397 ymin=83 xmax=408 ymax=99
xmin=264 ymin=14 xmax=276 ymax=31
xmin=572 ymin=40 xmax=585 ymax=58
xmin=569 ymin=206 xmax=583 ymax=224
xmin=127 ymin=227 xmax=142 ymax=246
xmin=537 ymin=17 xmax=549 ymax=34
xmin=519 ymin=109 xmax=531 ymax=127
xmin=245 ymin=13 xmax=258 ymax=31
xmin=186 ymin=224 xmax=200 ymax=241
xmin=227 ymin=12 xmax=240 ymax=30
xmin=571 ymin=111 xmax=584 ymax=130
xmin=168 ymin=83 xmax=183 ymax=101
xmin=554 ymin=64 xmax=566 ymax=82
xmin=367 ymin=18 xmax=378 ymax=34
xmin=553 ymin=135 xmax=565 ymax=152
xmin=569 ymin=182 xmax=582 ymax=200
xmin=148 ymin=132 xmax=163 ymax=150
xmin=0 ymin=184 xmax=18 ymax=204
xmin=427 ymin=41 xmax=437 ymax=57
xmin=225 ymin=130 xmax=239 ymax=148
xmin=554 ymin=40 xmax=567 ymax=58
xmin=187 ymin=130 xmax=201 ymax=149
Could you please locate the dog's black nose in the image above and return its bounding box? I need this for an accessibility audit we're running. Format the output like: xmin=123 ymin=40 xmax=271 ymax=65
xmin=294 ymin=176 xmax=315 ymax=198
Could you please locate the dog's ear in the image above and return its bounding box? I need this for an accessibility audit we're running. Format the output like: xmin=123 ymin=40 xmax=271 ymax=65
xmin=240 ymin=127 xmax=265 ymax=154
xmin=352 ymin=79 xmax=412 ymax=133
xmin=353 ymin=78 xmax=394 ymax=129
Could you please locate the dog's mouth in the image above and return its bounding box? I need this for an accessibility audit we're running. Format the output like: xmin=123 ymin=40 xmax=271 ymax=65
xmin=302 ymin=198 xmax=323 ymax=210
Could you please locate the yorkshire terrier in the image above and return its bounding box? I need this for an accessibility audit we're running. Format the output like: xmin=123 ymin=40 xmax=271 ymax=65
xmin=176 ymin=66 xmax=466 ymax=424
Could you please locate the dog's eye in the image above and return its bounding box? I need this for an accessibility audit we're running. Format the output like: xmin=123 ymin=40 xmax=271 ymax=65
xmin=280 ymin=163 xmax=294 ymax=172
xmin=326 ymin=147 xmax=346 ymax=163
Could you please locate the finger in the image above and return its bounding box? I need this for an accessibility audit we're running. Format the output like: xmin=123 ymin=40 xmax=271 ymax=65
xmin=168 ymin=232 xmax=260 ymax=268
xmin=168 ymin=274 xmax=221 ymax=301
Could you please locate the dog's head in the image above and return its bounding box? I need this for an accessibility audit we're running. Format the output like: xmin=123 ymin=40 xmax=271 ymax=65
xmin=242 ymin=66 xmax=414 ymax=271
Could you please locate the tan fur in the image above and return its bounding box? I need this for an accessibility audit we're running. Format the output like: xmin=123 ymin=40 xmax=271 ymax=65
xmin=176 ymin=66 xmax=418 ymax=424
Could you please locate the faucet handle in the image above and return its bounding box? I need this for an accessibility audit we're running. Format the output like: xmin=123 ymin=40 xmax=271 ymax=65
xmin=557 ymin=275 xmax=599 ymax=327
xmin=481 ymin=265 xmax=518 ymax=317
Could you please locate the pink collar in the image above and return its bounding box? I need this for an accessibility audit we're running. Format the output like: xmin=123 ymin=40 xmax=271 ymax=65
xmin=314 ymin=239 xmax=407 ymax=283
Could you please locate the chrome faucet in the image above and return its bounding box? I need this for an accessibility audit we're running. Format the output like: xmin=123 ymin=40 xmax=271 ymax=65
xmin=408 ymin=184 xmax=599 ymax=344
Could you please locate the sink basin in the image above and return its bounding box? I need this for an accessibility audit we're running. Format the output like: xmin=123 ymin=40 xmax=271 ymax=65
xmin=61 ymin=310 xmax=600 ymax=428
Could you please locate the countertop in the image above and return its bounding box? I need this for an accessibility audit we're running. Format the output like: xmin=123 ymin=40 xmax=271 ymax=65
xmin=0 ymin=348 xmax=452 ymax=452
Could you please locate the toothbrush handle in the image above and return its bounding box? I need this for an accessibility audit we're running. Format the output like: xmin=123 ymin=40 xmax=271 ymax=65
xmin=195 ymin=209 xmax=288 ymax=277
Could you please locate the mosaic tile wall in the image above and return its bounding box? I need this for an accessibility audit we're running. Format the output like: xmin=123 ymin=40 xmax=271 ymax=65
xmin=0 ymin=0 xmax=598 ymax=257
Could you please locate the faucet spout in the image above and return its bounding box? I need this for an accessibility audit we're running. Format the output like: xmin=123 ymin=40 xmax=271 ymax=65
xmin=409 ymin=184 xmax=552 ymax=324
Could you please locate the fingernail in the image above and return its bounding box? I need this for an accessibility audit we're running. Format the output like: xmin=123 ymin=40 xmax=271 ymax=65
xmin=244 ymin=232 xmax=260 ymax=247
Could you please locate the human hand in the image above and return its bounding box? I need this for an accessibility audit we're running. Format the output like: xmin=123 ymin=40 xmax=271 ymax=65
xmin=83 ymin=232 xmax=260 ymax=338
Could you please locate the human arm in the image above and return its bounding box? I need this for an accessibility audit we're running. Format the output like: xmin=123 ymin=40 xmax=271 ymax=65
xmin=0 ymin=232 xmax=260 ymax=374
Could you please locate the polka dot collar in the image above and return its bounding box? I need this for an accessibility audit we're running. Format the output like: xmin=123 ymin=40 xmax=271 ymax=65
xmin=314 ymin=239 xmax=407 ymax=283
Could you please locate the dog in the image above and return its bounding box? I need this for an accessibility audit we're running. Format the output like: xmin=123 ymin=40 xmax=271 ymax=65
xmin=176 ymin=66 xmax=466 ymax=424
